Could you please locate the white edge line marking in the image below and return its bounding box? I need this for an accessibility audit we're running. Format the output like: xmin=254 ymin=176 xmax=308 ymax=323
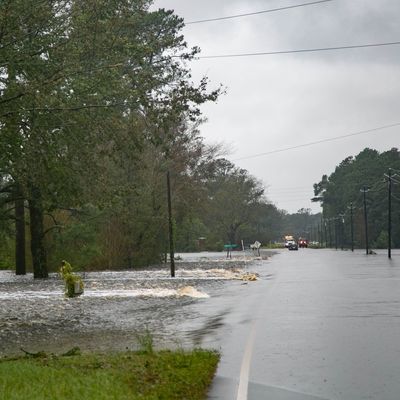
xmin=236 ymin=320 xmax=257 ymax=400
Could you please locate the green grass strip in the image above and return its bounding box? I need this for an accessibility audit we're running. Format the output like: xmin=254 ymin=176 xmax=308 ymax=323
xmin=0 ymin=349 xmax=219 ymax=400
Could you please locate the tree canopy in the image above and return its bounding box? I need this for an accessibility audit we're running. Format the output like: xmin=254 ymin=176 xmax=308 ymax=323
xmin=313 ymin=147 xmax=400 ymax=249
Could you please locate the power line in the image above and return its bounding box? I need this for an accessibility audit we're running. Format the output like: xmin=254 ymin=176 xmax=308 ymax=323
xmin=269 ymin=189 xmax=314 ymax=193
xmin=269 ymin=185 xmax=312 ymax=190
xmin=274 ymin=198 xmax=318 ymax=203
xmin=392 ymin=177 xmax=400 ymax=185
xmin=369 ymin=179 xmax=387 ymax=192
xmin=233 ymin=122 xmax=400 ymax=161
xmin=392 ymin=194 xmax=400 ymax=202
xmin=185 ymin=0 xmax=333 ymax=25
xmin=197 ymin=41 xmax=400 ymax=59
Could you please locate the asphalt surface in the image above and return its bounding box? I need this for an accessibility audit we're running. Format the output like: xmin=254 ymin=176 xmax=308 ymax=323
xmin=208 ymin=249 xmax=400 ymax=400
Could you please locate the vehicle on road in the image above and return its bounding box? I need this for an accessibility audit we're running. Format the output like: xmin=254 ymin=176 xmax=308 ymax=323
xmin=284 ymin=235 xmax=295 ymax=248
xmin=288 ymin=242 xmax=298 ymax=250
xmin=298 ymin=238 xmax=308 ymax=248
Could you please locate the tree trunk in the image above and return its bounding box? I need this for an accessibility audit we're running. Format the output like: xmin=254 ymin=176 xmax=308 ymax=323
xmin=28 ymin=185 xmax=48 ymax=278
xmin=14 ymin=185 xmax=26 ymax=275
xmin=227 ymin=226 xmax=237 ymax=245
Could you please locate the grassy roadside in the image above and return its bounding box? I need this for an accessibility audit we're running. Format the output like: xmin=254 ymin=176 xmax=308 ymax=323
xmin=0 ymin=349 xmax=219 ymax=400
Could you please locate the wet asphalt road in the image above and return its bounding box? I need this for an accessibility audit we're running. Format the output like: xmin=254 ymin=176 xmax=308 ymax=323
xmin=208 ymin=248 xmax=400 ymax=400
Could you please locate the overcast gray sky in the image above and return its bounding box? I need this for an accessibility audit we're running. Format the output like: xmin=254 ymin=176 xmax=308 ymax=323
xmin=153 ymin=0 xmax=400 ymax=213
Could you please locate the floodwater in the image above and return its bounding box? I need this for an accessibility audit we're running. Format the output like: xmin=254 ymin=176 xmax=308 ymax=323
xmin=3 ymin=248 xmax=400 ymax=399
xmin=208 ymin=248 xmax=400 ymax=400
xmin=0 ymin=251 xmax=267 ymax=356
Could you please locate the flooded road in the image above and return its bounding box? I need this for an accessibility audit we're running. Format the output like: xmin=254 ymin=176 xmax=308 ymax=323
xmin=0 ymin=251 xmax=266 ymax=356
xmin=208 ymin=249 xmax=400 ymax=400
xmin=3 ymin=249 xmax=400 ymax=399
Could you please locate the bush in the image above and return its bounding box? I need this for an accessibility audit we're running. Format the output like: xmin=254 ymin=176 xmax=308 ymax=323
xmin=59 ymin=260 xmax=84 ymax=298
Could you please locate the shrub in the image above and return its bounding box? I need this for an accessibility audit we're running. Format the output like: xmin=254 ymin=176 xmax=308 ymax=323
xmin=59 ymin=260 xmax=84 ymax=298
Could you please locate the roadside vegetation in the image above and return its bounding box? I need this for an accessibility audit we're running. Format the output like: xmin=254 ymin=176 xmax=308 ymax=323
xmin=313 ymin=148 xmax=400 ymax=249
xmin=0 ymin=348 xmax=219 ymax=400
xmin=0 ymin=0 xmax=286 ymax=276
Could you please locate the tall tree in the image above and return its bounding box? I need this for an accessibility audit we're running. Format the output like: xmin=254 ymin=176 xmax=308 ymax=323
xmin=0 ymin=1 xmax=220 ymax=276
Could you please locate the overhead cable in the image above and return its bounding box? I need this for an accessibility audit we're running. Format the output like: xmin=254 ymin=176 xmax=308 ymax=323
xmin=233 ymin=122 xmax=400 ymax=161
xmin=186 ymin=0 xmax=333 ymax=25
xmin=391 ymin=177 xmax=400 ymax=185
xmin=392 ymin=194 xmax=400 ymax=202
xmin=198 ymin=41 xmax=400 ymax=59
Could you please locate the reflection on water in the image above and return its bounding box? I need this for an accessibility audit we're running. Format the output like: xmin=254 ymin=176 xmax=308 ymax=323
xmin=0 ymin=252 xmax=265 ymax=356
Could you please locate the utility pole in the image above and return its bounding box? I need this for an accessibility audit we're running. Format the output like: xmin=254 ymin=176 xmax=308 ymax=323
xmin=328 ymin=218 xmax=332 ymax=248
xmin=320 ymin=216 xmax=324 ymax=247
xmin=348 ymin=202 xmax=355 ymax=252
xmin=166 ymin=170 xmax=175 ymax=277
xmin=318 ymin=222 xmax=322 ymax=245
xmin=323 ymin=219 xmax=328 ymax=248
xmin=361 ymin=186 xmax=370 ymax=255
xmin=385 ymin=169 xmax=393 ymax=259
xmin=339 ymin=214 xmax=345 ymax=250
xmin=334 ymin=218 xmax=338 ymax=250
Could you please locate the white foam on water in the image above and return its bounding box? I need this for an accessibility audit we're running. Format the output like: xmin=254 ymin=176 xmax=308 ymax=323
xmin=0 ymin=290 xmax=60 ymax=300
xmin=0 ymin=287 xmax=210 ymax=300
xmin=83 ymin=288 xmax=177 ymax=298
xmin=83 ymin=287 xmax=209 ymax=299
xmin=177 ymin=268 xmax=244 ymax=280
xmin=177 ymin=286 xmax=210 ymax=298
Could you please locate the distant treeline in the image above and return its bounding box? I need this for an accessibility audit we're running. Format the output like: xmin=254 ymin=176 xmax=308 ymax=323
xmin=313 ymin=147 xmax=400 ymax=249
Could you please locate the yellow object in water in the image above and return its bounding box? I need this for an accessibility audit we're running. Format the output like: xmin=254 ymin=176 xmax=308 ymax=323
xmin=239 ymin=273 xmax=258 ymax=281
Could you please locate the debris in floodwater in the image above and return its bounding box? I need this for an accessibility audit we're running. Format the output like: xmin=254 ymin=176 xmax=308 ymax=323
xmin=239 ymin=273 xmax=258 ymax=281
xmin=176 ymin=268 xmax=258 ymax=281
xmin=177 ymin=286 xmax=209 ymax=298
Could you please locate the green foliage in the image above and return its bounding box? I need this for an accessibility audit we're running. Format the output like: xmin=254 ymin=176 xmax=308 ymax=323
xmin=59 ymin=261 xmax=84 ymax=298
xmin=135 ymin=329 xmax=155 ymax=355
xmin=0 ymin=234 xmax=14 ymax=270
xmin=0 ymin=180 xmax=15 ymax=270
xmin=0 ymin=1 xmax=221 ymax=276
xmin=280 ymin=208 xmax=322 ymax=241
xmin=265 ymin=242 xmax=285 ymax=249
xmin=372 ymin=230 xmax=389 ymax=249
xmin=47 ymin=206 xmax=103 ymax=271
xmin=2 ymin=0 xmax=319 ymax=269
xmin=61 ymin=347 xmax=81 ymax=357
xmin=198 ymin=158 xmax=266 ymax=245
xmin=0 ymin=350 xmax=220 ymax=400
xmin=175 ymin=217 xmax=209 ymax=252
xmin=314 ymin=147 xmax=400 ymax=248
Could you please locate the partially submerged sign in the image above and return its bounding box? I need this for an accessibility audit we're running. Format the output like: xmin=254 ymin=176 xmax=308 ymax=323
xmin=224 ymin=244 xmax=238 ymax=258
